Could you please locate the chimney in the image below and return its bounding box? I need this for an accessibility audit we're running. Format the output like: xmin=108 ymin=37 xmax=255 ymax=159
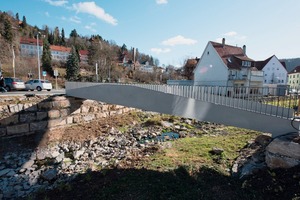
xmin=222 ymin=38 xmax=225 ymax=47
xmin=243 ymin=45 xmax=246 ymax=55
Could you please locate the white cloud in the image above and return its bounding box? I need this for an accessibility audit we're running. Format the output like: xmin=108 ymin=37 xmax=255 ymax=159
xmin=44 ymin=0 xmax=68 ymax=7
xmin=150 ymin=48 xmax=171 ymax=54
xmin=72 ymin=2 xmax=118 ymax=26
xmin=45 ymin=12 xmax=50 ymax=17
xmin=85 ymin=25 xmax=97 ymax=33
xmin=162 ymin=35 xmax=197 ymax=46
xmin=216 ymin=31 xmax=247 ymax=45
xmin=224 ymin=31 xmax=237 ymax=37
xmin=156 ymin=0 xmax=168 ymax=4
xmin=70 ymin=16 xmax=81 ymax=24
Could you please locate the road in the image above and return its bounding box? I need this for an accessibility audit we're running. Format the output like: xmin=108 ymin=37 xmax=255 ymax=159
xmin=0 ymin=89 xmax=66 ymax=96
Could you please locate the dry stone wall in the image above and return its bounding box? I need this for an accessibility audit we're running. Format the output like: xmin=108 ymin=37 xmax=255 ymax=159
xmin=0 ymin=95 xmax=134 ymax=138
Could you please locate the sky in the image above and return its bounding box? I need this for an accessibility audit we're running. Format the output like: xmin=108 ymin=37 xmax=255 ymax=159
xmin=1 ymin=0 xmax=300 ymax=68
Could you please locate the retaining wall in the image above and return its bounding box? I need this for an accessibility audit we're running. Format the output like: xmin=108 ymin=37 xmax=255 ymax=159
xmin=0 ymin=95 xmax=133 ymax=138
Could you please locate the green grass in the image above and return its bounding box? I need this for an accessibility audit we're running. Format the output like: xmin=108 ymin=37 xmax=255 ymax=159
xmin=139 ymin=126 xmax=259 ymax=175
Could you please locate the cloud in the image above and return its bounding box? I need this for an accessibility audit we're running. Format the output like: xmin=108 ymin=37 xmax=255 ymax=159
xmin=70 ymin=16 xmax=81 ymax=24
xmin=162 ymin=35 xmax=197 ymax=46
xmin=156 ymin=0 xmax=168 ymax=4
xmin=150 ymin=48 xmax=171 ymax=54
xmin=45 ymin=12 xmax=50 ymax=17
xmin=216 ymin=31 xmax=247 ymax=45
xmin=224 ymin=31 xmax=237 ymax=37
xmin=44 ymin=0 xmax=68 ymax=7
xmin=85 ymin=23 xmax=97 ymax=33
xmin=72 ymin=2 xmax=118 ymax=26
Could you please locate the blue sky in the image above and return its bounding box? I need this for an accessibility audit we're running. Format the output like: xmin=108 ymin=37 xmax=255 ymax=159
xmin=1 ymin=0 xmax=300 ymax=67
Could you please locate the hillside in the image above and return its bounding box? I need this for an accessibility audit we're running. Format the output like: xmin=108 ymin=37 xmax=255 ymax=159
xmin=0 ymin=11 xmax=170 ymax=83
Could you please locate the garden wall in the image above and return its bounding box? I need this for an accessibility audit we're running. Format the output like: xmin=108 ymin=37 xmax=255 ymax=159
xmin=0 ymin=95 xmax=134 ymax=138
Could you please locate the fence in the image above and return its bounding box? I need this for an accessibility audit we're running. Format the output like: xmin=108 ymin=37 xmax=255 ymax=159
xmin=130 ymin=84 xmax=297 ymax=119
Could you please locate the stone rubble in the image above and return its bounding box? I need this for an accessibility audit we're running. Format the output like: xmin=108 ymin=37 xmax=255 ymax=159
xmin=0 ymin=123 xmax=183 ymax=199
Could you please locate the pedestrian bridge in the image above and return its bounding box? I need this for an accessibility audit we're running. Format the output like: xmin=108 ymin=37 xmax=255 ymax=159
xmin=65 ymin=82 xmax=300 ymax=138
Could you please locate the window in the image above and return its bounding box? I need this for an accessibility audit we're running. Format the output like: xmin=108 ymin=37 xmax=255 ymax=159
xmin=207 ymin=51 xmax=209 ymax=55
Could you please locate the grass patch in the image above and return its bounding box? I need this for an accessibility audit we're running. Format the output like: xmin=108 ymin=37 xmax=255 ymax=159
xmin=140 ymin=127 xmax=259 ymax=174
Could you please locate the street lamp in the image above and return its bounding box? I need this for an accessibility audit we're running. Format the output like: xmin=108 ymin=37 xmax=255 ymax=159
xmin=36 ymin=32 xmax=41 ymax=80
xmin=12 ymin=45 xmax=15 ymax=78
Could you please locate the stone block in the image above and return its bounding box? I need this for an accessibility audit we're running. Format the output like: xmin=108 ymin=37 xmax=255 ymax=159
xmin=30 ymin=121 xmax=48 ymax=132
xmin=48 ymin=118 xmax=66 ymax=128
xmin=24 ymin=104 xmax=38 ymax=111
xmin=52 ymin=99 xmax=71 ymax=109
xmin=66 ymin=116 xmax=73 ymax=124
xmin=0 ymin=115 xmax=18 ymax=126
xmin=7 ymin=124 xmax=29 ymax=135
xmin=60 ymin=108 xmax=70 ymax=117
xmin=95 ymin=112 xmax=108 ymax=118
xmin=19 ymin=113 xmax=36 ymax=123
xmin=265 ymin=134 xmax=300 ymax=169
xmin=83 ymin=114 xmax=95 ymax=122
xmin=48 ymin=110 xmax=60 ymax=119
xmin=36 ymin=111 xmax=48 ymax=120
xmin=73 ymin=116 xmax=82 ymax=123
xmin=81 ymin=105 xmax=90 ymax=113
xmin=38 ymin=101 xmax=53 ymax=110
xmin=8 ymin=104 xmax=24 ymax=113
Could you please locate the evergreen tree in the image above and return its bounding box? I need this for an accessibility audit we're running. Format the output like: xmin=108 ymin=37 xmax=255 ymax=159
xmin=22 ymin=15 xmax=27 ymax=28
xmin=3 ymin=17 xmax=13 ymax=43
xmin=61 ymin=28 xmax=65 ymax=46
xmin=53 ymin=27 xmax=60 ymax=45
xmin=66 ymin=46 xmax=80 ymax=81
xmin=41 ymin=38 xmax=53 ymax=76
xmin=15 ymin=13 xmax=19 ymax=21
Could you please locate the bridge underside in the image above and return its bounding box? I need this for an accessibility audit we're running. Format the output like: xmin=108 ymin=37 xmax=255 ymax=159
xmin=66 ymin=82 xmax=300 ymax=138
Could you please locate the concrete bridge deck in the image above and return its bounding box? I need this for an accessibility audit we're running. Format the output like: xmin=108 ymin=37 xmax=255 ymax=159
xmin=65 ymin=82 xmax=300 ymax=138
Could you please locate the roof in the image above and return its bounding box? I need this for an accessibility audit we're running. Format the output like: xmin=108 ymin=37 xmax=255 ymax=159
xmin=289 ymin=65 xmax=300 ymax=74
xmin=255 ymin=55 xmax=287 ymax=71
xmin=79 ymin=50 xmax=89 ymax=56
xmin=20 ymin=37 xmax=43 ymax=46
xmin=50 ymin=45 xmax=71 ymax=52
xmin=210 ymin=41 xmax=254 ymax=69
xmin=255 ymin=55 xmax=274 ymax=70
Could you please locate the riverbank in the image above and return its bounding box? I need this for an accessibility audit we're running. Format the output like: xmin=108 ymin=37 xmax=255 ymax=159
xmin=0 ymin=111 xmax=300 ymax=200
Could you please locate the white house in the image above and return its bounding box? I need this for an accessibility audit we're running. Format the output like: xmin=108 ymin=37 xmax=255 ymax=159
xmin=193 ymin=38 xmax=264 ymax=88
xmin=255 ymin=55 xmax=287 ymax=86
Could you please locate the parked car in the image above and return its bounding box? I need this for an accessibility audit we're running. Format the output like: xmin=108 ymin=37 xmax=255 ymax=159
xmin=25 ymin=79 xmax=53 ymax=91
xmin=4 ymin=77 xmax=26 ymax=91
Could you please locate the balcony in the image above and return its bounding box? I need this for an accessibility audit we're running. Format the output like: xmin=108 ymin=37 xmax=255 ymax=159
xmin=228 ymin=74 xmax=248 ymax=80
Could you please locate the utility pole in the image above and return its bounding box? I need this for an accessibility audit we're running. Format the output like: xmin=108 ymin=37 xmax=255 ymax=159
xmin=12 ymin=45 xmax=15 ymax=78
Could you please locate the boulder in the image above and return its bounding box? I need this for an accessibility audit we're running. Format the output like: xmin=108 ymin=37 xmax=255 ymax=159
xmin=265 ymin=133 xmax=300 ymax=169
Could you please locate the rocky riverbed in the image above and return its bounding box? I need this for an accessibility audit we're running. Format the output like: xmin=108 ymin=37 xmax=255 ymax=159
xmin=0 ymin=111 xmax=299 ymax=200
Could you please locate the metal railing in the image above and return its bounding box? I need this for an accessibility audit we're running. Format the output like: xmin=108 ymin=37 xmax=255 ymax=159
xmin=129 ymin=84 xmax=297 ymax=119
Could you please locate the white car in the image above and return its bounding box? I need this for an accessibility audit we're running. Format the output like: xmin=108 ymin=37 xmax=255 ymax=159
xmin=25 ymin=79 xmax=53 ymax=91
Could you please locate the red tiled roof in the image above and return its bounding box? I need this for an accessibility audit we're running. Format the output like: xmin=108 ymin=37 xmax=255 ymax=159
xmin=50 ymin=45 xmax=71 ymax=52
xmin=20 ymin=37 xmax=43 ymax=46
xmin=210 ymin=41 xmax=254 ymax=69
xmin=79 ymin=50 xmax=88 ymax=55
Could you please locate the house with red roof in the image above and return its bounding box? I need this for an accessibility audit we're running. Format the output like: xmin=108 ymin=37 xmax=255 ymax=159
xmin=193 ymin=38 xmax=264 ymax=88
xmin=20 ymin=37 xmax=43 ymax=58
xmin=50 ymin=45 xmax=71 ymax=62
xmin=79 ymin=50 xmax=89 ymax=64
